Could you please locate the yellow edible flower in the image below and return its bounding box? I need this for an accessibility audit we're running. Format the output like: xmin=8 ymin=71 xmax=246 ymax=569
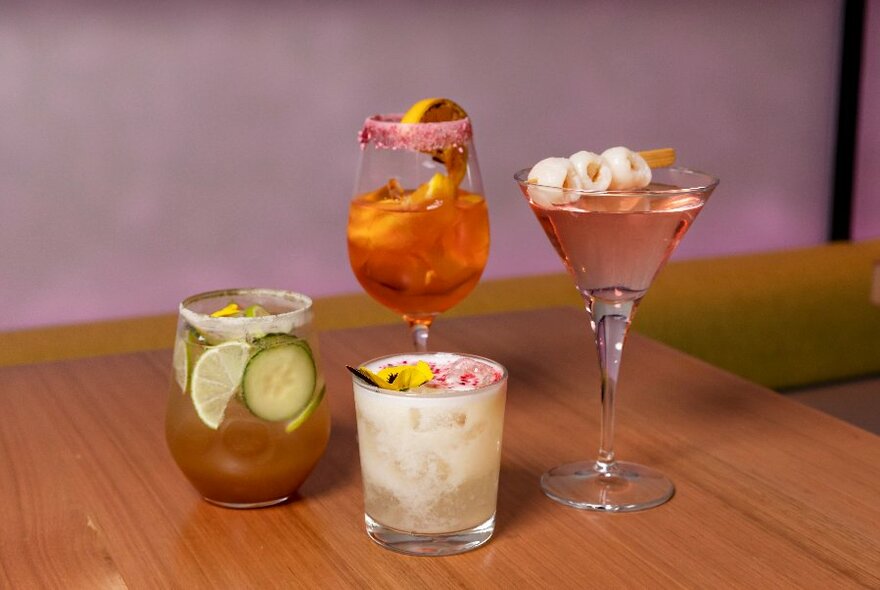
xmin=210 ymin=303 xmax=241 ymax=317
xmin=360 ymin=361 xmax=434 ymax=391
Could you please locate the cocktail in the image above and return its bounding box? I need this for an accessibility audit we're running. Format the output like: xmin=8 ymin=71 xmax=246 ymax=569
xmin=166 ymin=288 xmax=330 ymax=508
xmin=516 ymin=147 xmax=718 ymax=511
xmin=350 ymin=352 xmax=507 ymax=555
xmin=347 ymin=98 xmax=489 ymax=351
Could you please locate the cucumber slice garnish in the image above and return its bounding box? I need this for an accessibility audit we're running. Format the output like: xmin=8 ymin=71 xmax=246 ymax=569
xmin=242 ymin=340 xmax=317 ymax=422
xmin=253 ymin=333 xmax=303 ymax=350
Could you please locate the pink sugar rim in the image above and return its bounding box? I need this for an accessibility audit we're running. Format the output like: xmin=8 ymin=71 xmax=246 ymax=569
xmin=358 ymin=113 xmax=473 ymax=152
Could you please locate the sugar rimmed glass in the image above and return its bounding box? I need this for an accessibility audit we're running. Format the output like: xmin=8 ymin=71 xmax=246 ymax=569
xmin=165 ymin=288 xmax=330 ymax=508
xmin=347 ymin=114 xmax=489 ymax=351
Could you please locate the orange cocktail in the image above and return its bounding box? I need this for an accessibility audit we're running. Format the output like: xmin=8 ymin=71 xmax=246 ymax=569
xmin=347 ymin=185 xmax=489 ymax=318
xmin=347 ymin=99 xmax=489 ymax=350
xmin=165 ymin=289 xmax=330 ymax=508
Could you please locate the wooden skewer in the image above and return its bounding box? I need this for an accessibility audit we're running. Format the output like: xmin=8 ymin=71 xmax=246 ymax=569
xmin=638 ymin=147 xmax=676 ymax=169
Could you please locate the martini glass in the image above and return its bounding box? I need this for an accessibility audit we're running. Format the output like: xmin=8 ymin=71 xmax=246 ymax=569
xmin=515 ymin=166 xmax=718 ymax=512
xmin=347 ymin=114 xmax=489 ymax=351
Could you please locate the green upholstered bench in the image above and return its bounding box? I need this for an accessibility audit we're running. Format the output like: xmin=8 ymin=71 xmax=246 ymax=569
xmin=3 ymin=239 xmax=879 ymax=395
xmin=635 ymin=239 xmax=880 ymax=390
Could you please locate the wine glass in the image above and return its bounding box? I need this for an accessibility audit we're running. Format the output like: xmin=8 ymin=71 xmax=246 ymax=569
xmin=347 ymin=113 xmax=489 ymax=350
xmin=515 ymin=166 xmax=718 ymax=512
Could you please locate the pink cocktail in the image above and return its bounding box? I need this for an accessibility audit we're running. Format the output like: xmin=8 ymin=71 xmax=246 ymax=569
xmin=516 ymin=165 xmax=718 ymax=512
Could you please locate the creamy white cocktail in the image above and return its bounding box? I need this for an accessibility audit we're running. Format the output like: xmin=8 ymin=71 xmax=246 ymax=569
xmin=351 ymin=352 xmax=507 ymax=555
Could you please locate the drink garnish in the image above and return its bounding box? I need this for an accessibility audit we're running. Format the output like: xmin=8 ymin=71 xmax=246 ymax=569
xmin=409 ymin=173 xmax=457 ymax=208
xmin=570 ymin=151 xmax=613 ymax=190
xmin=347 ymin=361 xmax=434 ymax=391
xmin=347 ymin=365 xmax=378 ymax=386
xmin=172 ymin=335 xmax=189 ymax=393
xmin=209 ymin=302 xmax=270 ymax=318
xmin=357 ymin=98 xmax=471 ymax=195
xmin=402 ymin=97 xmax=470 ymax=188
xmin=400 ymin=97 xmax=467 ymax=124
xmin=211 ymin=302 xmax=241 ymax=317
xmin=190 ymin=341 xmax=251 ymax=429
xmin=242 ymin=338 xmax=317 ymax=423
xmin=244 ymin=304 xmax=270 ymax=317
xmin=358 ymin=113 xmax=471 ymax=152
xmin=285 ymin=385 xmax=325 ymax=433
xmin=638 ymin=148 xmax=676 ymax=168
xmin=602 ymin=146 xmax=652 ymax=190
xmin=526 ymin=146 xmax=677 ymax=206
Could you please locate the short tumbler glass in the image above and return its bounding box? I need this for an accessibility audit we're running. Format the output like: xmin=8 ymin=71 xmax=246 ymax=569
xmin=165 ymin=288 xmax=331 ymax=508
xmin=352 ymin=352 xmax=507 ymax=556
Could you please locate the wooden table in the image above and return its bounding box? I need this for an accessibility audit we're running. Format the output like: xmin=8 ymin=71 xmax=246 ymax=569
xmin=2 ymin=308 xmax=878 ymax=588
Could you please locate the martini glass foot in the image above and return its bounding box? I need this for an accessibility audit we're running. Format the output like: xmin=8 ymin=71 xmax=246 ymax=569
xmin=540 ymin=461 xmax=674 ymax=512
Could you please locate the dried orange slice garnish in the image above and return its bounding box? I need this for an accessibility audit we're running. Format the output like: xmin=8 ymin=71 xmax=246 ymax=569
xmin=401 ymin=97 xmax=469 ymax=186
xmin=401 ymin=97 xmax=468 ymax=124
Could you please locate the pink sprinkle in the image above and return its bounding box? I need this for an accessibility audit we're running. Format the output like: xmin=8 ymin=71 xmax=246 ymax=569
xmin=358 ymin=114 xmax=472 ymax=152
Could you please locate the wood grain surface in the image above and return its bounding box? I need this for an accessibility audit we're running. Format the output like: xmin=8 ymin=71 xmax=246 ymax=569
xmin=1 ymin=308 xmax=878 ymax=588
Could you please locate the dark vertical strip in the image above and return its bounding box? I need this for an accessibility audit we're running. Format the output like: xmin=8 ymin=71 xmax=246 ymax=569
xmin=830 ymin=0 xmax=865 ymax=241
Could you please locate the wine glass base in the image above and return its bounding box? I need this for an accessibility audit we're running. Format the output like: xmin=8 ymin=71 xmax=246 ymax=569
xmin=540 ymin=461 xmax=674 ymax=512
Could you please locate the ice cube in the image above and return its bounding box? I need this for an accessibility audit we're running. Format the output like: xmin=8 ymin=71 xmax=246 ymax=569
xmin=443 ymin=358 xmax=500 ymax=389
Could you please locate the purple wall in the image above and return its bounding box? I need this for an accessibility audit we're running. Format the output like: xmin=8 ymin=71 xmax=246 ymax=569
xmin=854 ymin=0 xmax=880 ymax=240
xmin=0 ymin=1 xmax=857 ymax=332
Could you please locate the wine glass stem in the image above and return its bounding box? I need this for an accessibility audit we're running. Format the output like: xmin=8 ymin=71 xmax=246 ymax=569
xmin=410 ymin=323 xmax=430 ymax=352
xmin=590 ymin=300 xmax=634 ymax=470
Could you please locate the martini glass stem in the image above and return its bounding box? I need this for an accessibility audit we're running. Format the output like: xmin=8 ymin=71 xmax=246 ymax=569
xmin=590 ymin=298 xmax=635 ymax=472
